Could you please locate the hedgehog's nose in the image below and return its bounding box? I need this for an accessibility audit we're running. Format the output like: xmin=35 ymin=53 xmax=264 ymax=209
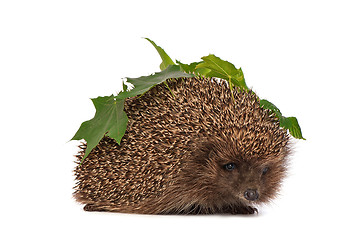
xmin=244 ymin=189 xmax=259 ymax=201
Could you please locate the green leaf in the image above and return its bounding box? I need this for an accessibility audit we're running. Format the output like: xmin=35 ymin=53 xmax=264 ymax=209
xmin=122 ymin=79 xmax=128 ymax=92
xmin=176 ymin=60 xmax=200 ymax=73
xmin=260 ymin=99 xmax=305 ymax=140
xmin=176 ymin=60 xmax=211 ymax=76
xmin=259 ymin=99 xmax=282 ymax=117
xmin=116 ymin=65 xmax=193 ymax=99
xmin=144 ymin=38 xmax=175 ymax=70
xmin=197 ymin=54 xmax=238 ymax=78
xmin=71 ymin=96 xmax=128 ymax=161
xmin=279 ymin=117 xmax=305 ymax=140
xmin=196 ymin=54 xmax=248 ymax=90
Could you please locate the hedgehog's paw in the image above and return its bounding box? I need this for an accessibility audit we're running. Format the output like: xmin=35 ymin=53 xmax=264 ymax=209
xmin=240 ymin=205 xmax=258 ymax=215
xmin=83 ymin=204 xmax=108 ymax=212
xmin=84 ymin=204 xmax=98 ymax=211
xmin=230 ymin=205 xmax=258 ymax=215
xmin=83 ymin=203 xmax=127 ymax=213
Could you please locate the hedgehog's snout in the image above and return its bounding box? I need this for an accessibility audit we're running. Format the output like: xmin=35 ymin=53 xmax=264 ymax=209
xmin=244 ymin=189 xmax=259 ymax=201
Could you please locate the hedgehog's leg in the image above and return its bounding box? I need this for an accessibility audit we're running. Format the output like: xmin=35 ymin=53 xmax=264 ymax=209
xmin=220 ymin=204 xmax=258 ymax=215
xmin=235 ymin=205 xmax=258 ymax=215
xmin=83 ymin=204 xmax=106 ymax=212
xmin=83 ymin=203 xmax=125 ymax=212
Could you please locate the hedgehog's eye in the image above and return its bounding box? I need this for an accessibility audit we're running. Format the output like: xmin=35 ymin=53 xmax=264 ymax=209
xmin=262 ymin=167 xmax=269 ymax=175
xmin=224 ymin=163 xmax=236 ymax=171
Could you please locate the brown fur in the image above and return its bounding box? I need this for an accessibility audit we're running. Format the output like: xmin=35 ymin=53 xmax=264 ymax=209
xmin=74 ymin=77 xmax=291 ymax=214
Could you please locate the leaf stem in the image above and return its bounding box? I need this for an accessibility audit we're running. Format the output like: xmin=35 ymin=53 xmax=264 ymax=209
xmin=228 ymin=77 xmax=235 ymax=103
xmin=163 ymin=81 xmax=175 ymax=98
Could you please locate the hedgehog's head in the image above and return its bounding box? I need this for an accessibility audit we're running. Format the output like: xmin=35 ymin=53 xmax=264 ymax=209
xmin=184 ymin=127 xmax=290 ymax=209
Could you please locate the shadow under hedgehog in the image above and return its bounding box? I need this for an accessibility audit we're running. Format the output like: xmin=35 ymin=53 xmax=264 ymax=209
xmin=74 ymin=77 xmax=291 ymax=215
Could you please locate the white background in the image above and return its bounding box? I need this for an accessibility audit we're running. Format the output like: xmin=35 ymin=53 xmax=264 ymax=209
xmin=1 ymin=0 xmax=360 ymax=239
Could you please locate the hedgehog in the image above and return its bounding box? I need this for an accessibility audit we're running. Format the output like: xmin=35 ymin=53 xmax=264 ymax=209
xmin=74 ymin=77 xmax=291 ymax=215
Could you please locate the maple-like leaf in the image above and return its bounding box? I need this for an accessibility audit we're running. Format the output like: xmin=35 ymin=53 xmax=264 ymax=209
xmin=196 ymin=54 xmax=248 ymax=90
xmin=144 ymin=38 xmax=175 ymax=70
xmin=116 ymin=65 xmax=193 ymax=99
xmin=71 ymin=95 xmax=128 ymax=161
xmin=260 ymin=99 xmax=305 ymax=140
xmin=176 ymin=60 xmax=211 ymax=76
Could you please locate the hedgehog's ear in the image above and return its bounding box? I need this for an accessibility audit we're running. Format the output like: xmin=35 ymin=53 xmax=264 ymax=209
xmin=208 ymin=149 xmax=217 ymax=160
xmin=199 ymin=140 xmax=215 ymax=158
xmin=191 ymin=140 xmax=215 ymax=165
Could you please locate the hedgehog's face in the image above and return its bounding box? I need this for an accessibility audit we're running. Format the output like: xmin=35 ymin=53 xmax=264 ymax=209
xmin=197 ymin=138 xmax=289 ymax=206
xmin=210 ymin=155 xmax=286 ymax=205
